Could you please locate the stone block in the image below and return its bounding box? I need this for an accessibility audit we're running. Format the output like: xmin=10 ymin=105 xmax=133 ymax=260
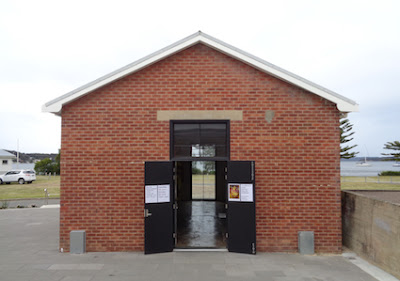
xmin=70 ymin=230 xmax=86 ymax=254
xmin=298 ymin=231 xmax=314 ymax=255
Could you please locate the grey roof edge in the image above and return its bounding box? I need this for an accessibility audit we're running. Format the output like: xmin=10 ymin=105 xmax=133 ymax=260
xmin=0 ymin=149 xmax=17 ymax=158
xmin=43 ymin=31 xmax=358 ymax=113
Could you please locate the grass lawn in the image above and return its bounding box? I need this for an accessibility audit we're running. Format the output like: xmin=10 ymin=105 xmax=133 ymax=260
xmin=192 ymin=174 xmax=215 ymax=185
xmin=0 ymin=175 xmax=60 ymax=200
xmin=1 ymin=174 xmax=399 ymax=200
xmin=341 ymin=176 xmax=400 ymax=190
xmin=192 ymin=174 xmax=215 ymax=199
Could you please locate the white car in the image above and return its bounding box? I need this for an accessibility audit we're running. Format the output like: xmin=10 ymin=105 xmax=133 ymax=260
xmin=0 ymin=170 xmax=36 ymax=184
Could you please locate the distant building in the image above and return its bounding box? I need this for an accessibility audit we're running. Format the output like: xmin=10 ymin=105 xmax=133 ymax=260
xmin=0 ymin=149 xmax=16 ymax=174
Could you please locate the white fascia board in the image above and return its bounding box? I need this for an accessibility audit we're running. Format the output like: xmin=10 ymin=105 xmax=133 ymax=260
xmin=42 ymin=103 xmax=62 ymax=115
xmin=43 ymin=32 xmax=358 ymax=115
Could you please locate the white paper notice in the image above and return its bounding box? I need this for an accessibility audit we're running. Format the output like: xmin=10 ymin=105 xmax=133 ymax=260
xmin=157 ymin=184 xmax=170 ymax=203
xmin=240 ymin=184 xmax=253 ymax=202
xmin=145 ymin=185 xmax=158 ymax=203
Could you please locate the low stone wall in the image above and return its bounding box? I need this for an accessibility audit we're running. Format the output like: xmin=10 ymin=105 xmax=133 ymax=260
xmin=342 ymin=191 xmax=400 ymax=279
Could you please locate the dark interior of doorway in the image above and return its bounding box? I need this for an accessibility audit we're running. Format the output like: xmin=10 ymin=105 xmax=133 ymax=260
xmin=175 ymin=161 xmax=227 ymax=248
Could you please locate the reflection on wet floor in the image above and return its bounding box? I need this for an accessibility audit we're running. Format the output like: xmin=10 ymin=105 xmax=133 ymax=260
xmin=176 ymin=201 xmax=227 ymax=248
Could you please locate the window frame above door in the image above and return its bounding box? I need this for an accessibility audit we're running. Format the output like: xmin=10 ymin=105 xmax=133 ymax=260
xmin=170 ymin=120 xmax=230 ymax=161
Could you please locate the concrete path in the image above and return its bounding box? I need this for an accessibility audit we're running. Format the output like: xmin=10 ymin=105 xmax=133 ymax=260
xmin=0 ymin=207 xmax=391 ymax=281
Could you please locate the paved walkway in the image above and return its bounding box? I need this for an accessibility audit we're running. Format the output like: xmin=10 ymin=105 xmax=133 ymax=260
xmin=0 ymin=207 xmax=394 ymax=281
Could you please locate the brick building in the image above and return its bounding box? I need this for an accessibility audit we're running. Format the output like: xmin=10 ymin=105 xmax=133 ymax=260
xmin=43 ymin=32 xmax=358 ymax=254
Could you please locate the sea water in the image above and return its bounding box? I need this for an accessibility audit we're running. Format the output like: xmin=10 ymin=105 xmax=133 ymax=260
xmin=341 ymin=161 xmax=400 ymax=176
xmin=12 ymin=163 xmax=35 ymax=170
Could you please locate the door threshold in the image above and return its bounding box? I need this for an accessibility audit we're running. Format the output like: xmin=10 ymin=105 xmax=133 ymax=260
xmin=174 ymin=248 xmax=228 ymax=252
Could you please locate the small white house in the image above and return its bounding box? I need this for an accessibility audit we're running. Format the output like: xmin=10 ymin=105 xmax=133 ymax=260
xmin=0 ymin=149 xmax=16 ymax=175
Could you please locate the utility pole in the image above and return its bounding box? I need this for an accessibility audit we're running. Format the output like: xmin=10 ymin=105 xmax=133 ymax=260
xmin=17 ymin=139 xmax=19 ymax=169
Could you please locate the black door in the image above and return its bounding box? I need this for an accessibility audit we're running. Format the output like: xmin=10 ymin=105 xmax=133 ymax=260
xmin=144 ymin=161 xmax=174 ymax=254
xmin=227 ymin=161 xmax=256 ymax=254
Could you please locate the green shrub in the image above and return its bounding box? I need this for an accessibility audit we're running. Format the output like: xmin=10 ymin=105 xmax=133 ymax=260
xmin=1 ymin=201 xmax=9 ymax=209
xmin=378 ymin=171 xmax=400 ymax=176
xmin=34 ymin=157 xmax=60 ymax=174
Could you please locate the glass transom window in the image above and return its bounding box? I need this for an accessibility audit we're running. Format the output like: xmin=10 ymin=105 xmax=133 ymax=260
xmin=171 ymin=121 xmax=229 ymax=160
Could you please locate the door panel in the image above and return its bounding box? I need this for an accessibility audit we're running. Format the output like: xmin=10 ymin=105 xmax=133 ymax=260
xmin=215 ymin=161 xmax=227 ymax=202
xmin=144 ymin=161 xmax=174 ymax=254
xmin=176 ymin=161 xmax=192 ymax=201
xmin=227 ymin=161 xmax=256 ymax=254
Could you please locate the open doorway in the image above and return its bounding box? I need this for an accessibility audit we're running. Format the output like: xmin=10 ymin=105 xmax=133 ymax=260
xmin=145 ymin=121 xmax=256 ymax=254
xmin=144 ymin=160 xmax=256 ymax=254
xmin=175 ymin=161 xmax=227 ymax=248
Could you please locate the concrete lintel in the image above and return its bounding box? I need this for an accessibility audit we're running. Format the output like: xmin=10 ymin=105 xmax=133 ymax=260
xmin=157 ymin=110 xmax=243 ymax=121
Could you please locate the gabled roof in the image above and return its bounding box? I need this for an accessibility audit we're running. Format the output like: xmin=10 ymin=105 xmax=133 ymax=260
xmin=0 ymin=149 xmax=16 ymax=158
xmin=43 ymin=31 xmax=358 ymax=115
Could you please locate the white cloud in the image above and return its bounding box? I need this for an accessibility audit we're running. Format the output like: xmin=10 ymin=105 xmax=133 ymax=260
xmin=0 ymin=112 xmax=60 ymax=153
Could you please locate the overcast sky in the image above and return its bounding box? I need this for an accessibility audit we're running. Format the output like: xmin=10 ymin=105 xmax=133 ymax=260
xmin=0 ymin=0 xmax=399 ymax=157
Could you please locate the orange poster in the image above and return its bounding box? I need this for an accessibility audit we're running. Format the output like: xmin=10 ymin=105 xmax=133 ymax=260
xmin=229 ymin=184 xmax=240 ymax=201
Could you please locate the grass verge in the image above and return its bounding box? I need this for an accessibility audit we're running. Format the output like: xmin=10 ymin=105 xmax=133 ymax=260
xmin=341 ymin=176 xmax=400 ymax=190
xmin=0 ymin=175 xmax=60 ymax=200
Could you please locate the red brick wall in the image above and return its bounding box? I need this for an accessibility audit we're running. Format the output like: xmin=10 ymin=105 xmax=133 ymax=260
xmin=60 ymin=43 xmax=341 ymax=253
